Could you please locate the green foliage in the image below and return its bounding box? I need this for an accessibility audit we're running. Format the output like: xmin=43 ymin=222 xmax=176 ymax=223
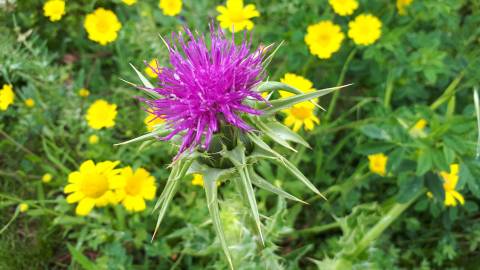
xmin=1 ymin=0 xmax=480 ymax=269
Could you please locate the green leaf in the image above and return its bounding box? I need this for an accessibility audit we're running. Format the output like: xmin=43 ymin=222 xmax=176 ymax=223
xmin=129 ymin=63 xmax=161 ymax=99
xmin=460 ymin=162 xmax=480 ymax=197
xmin=248 ymin=167 xmax=307 ymax=204
xmin=202 ymin=168 xmax=235 ymax=270
xmin=359 ymin=124 xmax=391 ymax=141
xmin=67 ymin=244 xmax=97 ymax=270
xmin=261 ymin=119 xmax=310 ymax=148
xmin=114 ymin=128 xmax=169 ymax=146
xmin=416 ymin=148 xmax=433 ymax=176
xmin=224 ymin=143 xmax=265 ymax=245
xmin=260 ymin=84 xmax=351 ymax=115
xmin=432 ymin=148 xmax=449 ymax=171
xmin=397 ymin=175 xmax=424 ymax=203
xmin=443 ymin=145 xmax=456 ymax=164
xmin=425 ymin=172 xmax=445 ymax=200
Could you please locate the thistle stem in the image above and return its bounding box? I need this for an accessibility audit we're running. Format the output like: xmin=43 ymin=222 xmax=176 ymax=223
xmin=383 ymin=71 xmax=394 ymax=109
xmin=325 ymin=48 xmax=357 ymax=122
xmin=288 ymin=221 xmax=340 ymax=236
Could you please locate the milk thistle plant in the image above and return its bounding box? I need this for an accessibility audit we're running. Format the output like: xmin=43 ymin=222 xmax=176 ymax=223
xmin=120 ymin=24 xmax=346 ymax=269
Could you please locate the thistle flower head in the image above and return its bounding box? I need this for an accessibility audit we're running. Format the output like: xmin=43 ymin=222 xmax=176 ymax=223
xmin=144 ymin=25 xmax=266 ymax=155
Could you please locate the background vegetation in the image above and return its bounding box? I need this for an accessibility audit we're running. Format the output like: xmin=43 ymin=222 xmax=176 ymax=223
xmin=1 ymin=0 xmax=480 ymax=269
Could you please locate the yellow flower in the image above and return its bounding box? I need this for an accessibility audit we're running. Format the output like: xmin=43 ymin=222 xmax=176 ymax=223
xmin=84 ymin=8 xmax=122 ymax=46
xmin=0 ymin=84 xmax=15 ymax=111
xmin=24 ymin=98 xmax=35 ymax=108
xmin=329 ymin=0 xmax=358 ymax=16
xmin=114 ymin=167 xmax=157 ymax=212
xmin=368 ymin=153 xmax=388 ymax=176
xmin=397 ymin=0 xmax=413 ymax=15
xmin=144 ymin=113 xmax=164 ymax=132
xmin=348 ymin=14 xmax=382 ymax=46
xmin=279 ymin=73 xmax=320 ymax=132
xmin=159 ymin=0 xmax=182 ymax=16
xmin=144 ymin=59 xmax=161 ymax=78
xmin=440 ymin=164 xmax=464 ymax=207
xmin=42 ymin=173 xmax=53 ymax=183
xmin=19 ymin=203 xmax=29 ymax=213
xmin=305 ymin=21 xmax=344 ymax=59
xmin=409 ymin=118 xmax=427 ymax=138
xmin=43 ymin=0 xmax=66 ymax=22
xmin=122 ymin=0 xmax=137 ymax=6
xmin=192 ymin=173 xmax=204 ymax=186
xmin=216 ymin=0 xmax=260 ymax=33
xmin=89 ymin=134 xmax=99 ymax=144
xmin=64 ymin=160 xmax=121 ymax=216
xmin=86 ymin=99 xmax=117 ymax=129
xmin=78 ymin=88 xmax=90 ymax=97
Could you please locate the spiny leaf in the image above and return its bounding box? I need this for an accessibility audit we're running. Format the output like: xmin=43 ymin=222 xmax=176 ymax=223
xmin=129 ymin=63 xmax=161 ymax=99
xmin=247 ymin=133 xmax=326 ymax=200
xmin=249 ymin=167 xmax=307 ymax=204
xmin=224 ymin=143 xmax=265 ymax=245
xmin=251 ymin=117 xmax=310 ymax=150
xmin=202 ymin=168 xmax=235 ymax=270
xmin=261 ymin=84 xmax=352 ymax=115
xmin=114 ymin=128 xmax=168 ymax=146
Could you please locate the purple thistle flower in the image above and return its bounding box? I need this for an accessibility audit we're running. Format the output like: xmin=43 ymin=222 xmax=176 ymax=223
xmin=144 ymin=25 xmax=267 ymax=156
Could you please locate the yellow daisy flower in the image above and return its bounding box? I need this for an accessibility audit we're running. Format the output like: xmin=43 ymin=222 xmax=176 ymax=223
xmin=19 ymin=203 xmax=29 ymax=213
xmin=348 ymin=14 xmax=382 ymax=46
xmin=144 ymin=113 xmax=164 ymax=132
xmin=305 ymin=21 xmax=344 ymax=59
xmin=78 ymin=88 xmax=90 ymax=97
xmin=115 ymin=167 xmax=157 ymax=212
xmin=409 ymin=118 xmax=427 ymax=138
xmin=84 ymin=8 xmax=122 ymax=46
xmin=216 ymin=0 xmax=260 ymax=33
xmin=144 ymin=59 xmax=161 ymax=79
xmin=24 ymin=98 xmax=35 ymax=108
xmin=0 ymin=84 xmax=15 ymax=111
xmin=192 ymin=173 xmax=204 ymax=186
xmin=86 ymin=99 xmax=117 ymax=130
xmin=329 ymin=0 xmax=359 ymax=16
xmin=43 ymin=0 xmax=66 ymax=22
xmin=42 ymin=173 xmax=53 ymax=183
xmin=122 ymin=0 xmax=137 ymax=6
xmin=159 ymin=0 xmax=182 ymax=16
xmin=440 ymin=164 xmax=465 ymax=207
xmin=397 ymin=0 xmax=413 ymax=15
xmin=64 ymin=160 xmax=121 ymax=216
xmin=368 ymin=153 xmax=388 ymax=176
xmin=279 ymin=73 xmax=320 ymax=132
xmin=88 ymin=134 xmax=99 ymax=144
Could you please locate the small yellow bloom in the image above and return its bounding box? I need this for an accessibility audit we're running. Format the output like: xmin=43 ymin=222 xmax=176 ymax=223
xmin=305 ymin=21 xmax=345 ymax=59
xmin=368 ymin=153 xmax=388 ymax=176
xmin=78 ymin=88 xmax=90 ymax=97
xmin=144 ymin=59 xmax=161 ymax=79
xmin=114 ymin=167 xmax=157 ymax=212
xmin=86 ymin=99 xmax=117 ymax=130
xmin=84 ymin=8 xmax=122 ymax=45
xmin=42 ymin=173 xmax=53 ymax=183
xmin=19 ymin=203 xmax=29 ymax=213
xmin=24 ymin=98 xmax=35 ymax=108
xmin=192 ymin=173 xmax=204 ymax=186
xmin=397 ymin=0 xmax=413 ymax=15
xmin=0 ymin=84 xmax=15 ymax=111
xmin=216 ymin=0 xmax=260 ymax=33
xmin=329 ymin=0 xmax=358 ymax=16
xmin=159 ymin=0 xmax=182 ymax=16
xmin=279 ymin=73 xmax=320 ymax=132
xmin=64 ymin=160 xmax=121 ymax=216
xmin=122 ymin=0 xmax=137 ymax=6
xmin=348 ymin=14 xmax=382 ymax=46
xmin=89 ymin=134 xmax=99 ymax=144
xmin=43 ymin=0 xmax=66 ymax=22
xmin=440 ymin=163 xmax=465 ymax=207
xmin=409 ymin=118 xmax=427 ymax=138
xmin=144 ymin=113 xmax=164 ymax=132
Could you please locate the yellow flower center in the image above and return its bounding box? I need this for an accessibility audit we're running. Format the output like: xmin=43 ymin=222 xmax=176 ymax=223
xmin=125 ymin=177 xmax=142 ymax=196
xmin=229 ymin=10 xmax=245 ymax=22
xmin=316 ymin=33 xmax=332 ymax=44
xmin=81 ymin=173 xmax=109 ymax=198
xmin=96 ymin=18 xmax=111 ymax=33
xmin=290 ymin=106 xmax=311 ymax=120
